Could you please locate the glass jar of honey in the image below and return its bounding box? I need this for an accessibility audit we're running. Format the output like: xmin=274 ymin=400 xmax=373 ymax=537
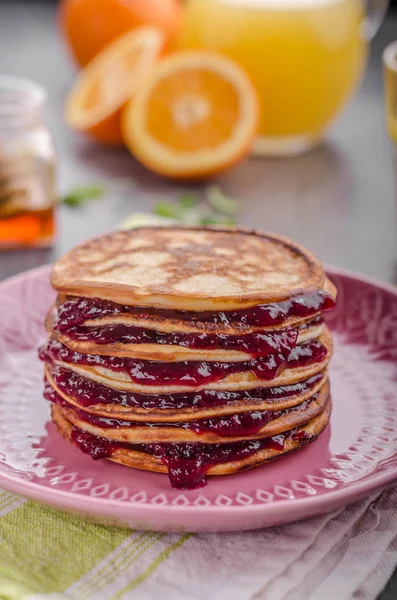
xmin=0 ymin=76 xmax=56 ymax=248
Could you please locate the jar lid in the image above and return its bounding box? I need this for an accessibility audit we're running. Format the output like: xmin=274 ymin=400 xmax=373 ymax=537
xmin=0 ymin=76 xmax=47 ymax=130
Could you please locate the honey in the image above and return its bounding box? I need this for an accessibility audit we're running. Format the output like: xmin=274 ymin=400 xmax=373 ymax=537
xmin=0 ymin=77 xmax=56 ymax=248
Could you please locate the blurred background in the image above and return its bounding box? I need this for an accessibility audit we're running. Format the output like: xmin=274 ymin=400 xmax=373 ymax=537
xmin=0 ymin=0 xmax=396 ymax=285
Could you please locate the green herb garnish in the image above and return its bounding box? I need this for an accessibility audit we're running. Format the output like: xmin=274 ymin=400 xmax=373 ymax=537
xmin=178 ymin=193 xmax=199 ymax=208
xmin=62 ymin=185 xmax=105 ymax=207
xmin=154 ymin=201 xmax=183 ymax=219
xmin=207 ymin=185 xmax=240 ymax=215
xmin=200 ymin=214 xmax=236 ymax=226
xmin=121 ymin=186 xmax=240 ymax=230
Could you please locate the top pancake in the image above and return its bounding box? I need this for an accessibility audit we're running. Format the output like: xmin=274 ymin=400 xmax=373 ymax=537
xmin=51 ymin=227 xmax=328 ymax=311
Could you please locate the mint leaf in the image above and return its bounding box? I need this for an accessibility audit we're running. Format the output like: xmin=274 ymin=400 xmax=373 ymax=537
xmin=200 ymin=214 xmax=236 ymax=226
xmin=62 ymin=185 xmax=105 ymax=207
xmin=178 ymin=193 xmax=199 ymax=208
xmin=154 ymin=202 xmax=183 ymax=219
xmin=207 ymin=185 xmax=240 ymax=216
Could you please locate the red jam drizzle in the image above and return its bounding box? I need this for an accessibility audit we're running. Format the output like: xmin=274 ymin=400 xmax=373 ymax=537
xmin=40 ymin=339 xmax=327 ymax=387
xmin=69 ymin=426 xmax=313 ymax=489
xmin=71 ymin=428 xmax=117 ymax=460
xmin=57 ymin=322 xmax=299 ymax=358
xmin=292 ymin=430 xmax=311 ymax=443
xmin=44 ymin=378 xmax=315 ymax=437
xmin=50 ymin=365 xmax=323 ymax=409
xmin=57 ymin=291 xmax=335 ymax=330
xmin=141 ymin=441 xmax=289 ymax=489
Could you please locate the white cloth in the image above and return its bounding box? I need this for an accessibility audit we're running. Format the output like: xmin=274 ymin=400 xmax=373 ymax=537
xmin=134 ymin=486 xmax=397 ymax=600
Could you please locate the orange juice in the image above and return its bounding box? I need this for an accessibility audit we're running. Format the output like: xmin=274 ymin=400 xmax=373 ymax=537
xmin=179 ymin=0 xmax=367 ymax=155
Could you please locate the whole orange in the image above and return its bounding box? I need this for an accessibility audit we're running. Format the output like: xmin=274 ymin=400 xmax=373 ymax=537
xmin=58 ymin=0 xmax=182 ymax=68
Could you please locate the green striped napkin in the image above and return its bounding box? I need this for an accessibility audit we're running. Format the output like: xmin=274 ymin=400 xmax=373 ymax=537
xmin=0 ymin=491 xmax=190 ymax=599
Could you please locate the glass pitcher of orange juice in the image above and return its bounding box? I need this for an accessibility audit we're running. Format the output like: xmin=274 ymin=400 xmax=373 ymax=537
xmin=179 ymin=0 xmax=389 ymax=155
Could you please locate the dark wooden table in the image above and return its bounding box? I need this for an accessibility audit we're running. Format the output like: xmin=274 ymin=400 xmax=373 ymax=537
xmin=0 ymin=1 xmax=396 ymax=597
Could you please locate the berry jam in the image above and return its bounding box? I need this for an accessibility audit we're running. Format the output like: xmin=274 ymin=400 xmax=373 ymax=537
xmin=45 ymin=378 xmax=315 ymax=437
xmin=69 ymin=426 xmax=301 ymax=489
xmin=71 ymin=428 xmax=117 ymax=460
xmin=292 ymin=430 xmax=311 ymax=443
xmin=50 ymin=365 xmax=323 ymax=410
xmin=40 ymin=339 xmax=327 ymax=387
xmin=57 ymin=291 xmax=335 ymax=330
xmin=57 ymin=322 xmax=299 ymax=358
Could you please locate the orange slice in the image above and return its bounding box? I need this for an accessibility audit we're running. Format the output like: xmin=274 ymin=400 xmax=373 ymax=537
xmin=122 ymin=51 xmax=259 ymax=179
xmin=65 ymin=27 xmax=164 ymax=145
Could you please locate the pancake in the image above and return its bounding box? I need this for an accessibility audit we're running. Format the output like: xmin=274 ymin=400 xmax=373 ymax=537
xmin=51 ymin=227 xmax=332 ymax=310
xmin=51 ymin=398 xmax=331 ymax=482
xmin=51 ymin=356 xmax=331 ymax=395
xmin=48 ymin=379 xmax=330 ymax=444
xmin=45 ymin=364 xmax=328 ymax=421
xmin=45 ymin=328 xmax=333 ymax=395
xmin=49 ymin=309 xmax=325 ymax=363
xmin=55 ymin=276 xmax=336 ymax=335
xmin=73 ymin=305 xmax=331 ymax=334
xmin=76 ymin=313 xmax=326 ymax=336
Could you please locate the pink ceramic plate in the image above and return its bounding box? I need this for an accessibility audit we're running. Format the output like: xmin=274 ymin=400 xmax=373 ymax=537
xmin=0 ymin=265 xmax=396 ymax=532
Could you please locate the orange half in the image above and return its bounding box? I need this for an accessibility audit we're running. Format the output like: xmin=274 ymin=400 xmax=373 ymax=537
xmin=122 ymin=51 xmax=259 ymax=179
xmin=65 ymin=27 xmax=164 ymax=145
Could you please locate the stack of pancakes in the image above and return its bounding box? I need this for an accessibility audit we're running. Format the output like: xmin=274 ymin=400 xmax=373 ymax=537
xmin=40 ymin=227 xmax=336 ymax=489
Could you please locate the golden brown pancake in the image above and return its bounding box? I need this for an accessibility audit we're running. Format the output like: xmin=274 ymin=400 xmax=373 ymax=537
xmin=49 ymin=327 xmax=333 ymax=395
xmin=51 ymin=227 xmax=335 ymax=310
xmin=47 ymin=306 xmax=324 ymax=363
xmin=56 ymin=277 xmax=335 ymax=335
xmin=80 ymin=307 xmax=329 ymax=334
xmin=51 ymin=379 xmax=329 ymax=444
xmin=51 ymin=398 xmax=331 ymax=477
xmin=52 ymin=354 xmax=331 ymax=395
xmin=45 ymin=363 xmax=328 ymax=422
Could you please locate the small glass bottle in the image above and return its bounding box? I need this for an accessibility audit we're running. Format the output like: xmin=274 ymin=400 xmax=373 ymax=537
xmin=0 ymin=76 xmax=56 ymax=248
